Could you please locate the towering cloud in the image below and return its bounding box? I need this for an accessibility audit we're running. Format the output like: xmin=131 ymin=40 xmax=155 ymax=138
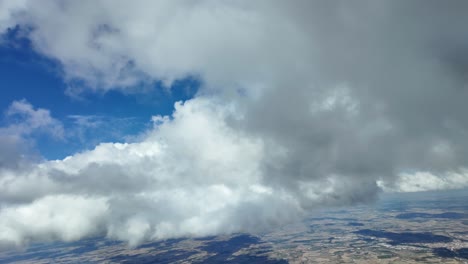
xmin=1 ymin=0 xmax=468 ymax=247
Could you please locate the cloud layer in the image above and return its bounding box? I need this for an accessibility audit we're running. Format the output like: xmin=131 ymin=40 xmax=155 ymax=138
xmin=1 ymin=0 xmax=468 ymax=247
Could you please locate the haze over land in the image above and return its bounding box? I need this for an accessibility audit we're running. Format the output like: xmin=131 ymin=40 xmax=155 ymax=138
xmin=1 ymin=0 xmax=468 ymax=248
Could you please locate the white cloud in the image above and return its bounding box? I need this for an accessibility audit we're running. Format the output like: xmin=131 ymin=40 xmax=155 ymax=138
xmin=0 ymin=99 xmax=64 ymax=139
xmin=0 ymin=100 xmax=64 ymax=170
xmin=0 ymin=195 xmax=108 ymax=247
xmin=0 ymin=0 xmax=310 ymax=93
xmin=0 ymin=98 xmax=303 ymax=247
xmin=379 ymin=171 xmax=468 ymax=193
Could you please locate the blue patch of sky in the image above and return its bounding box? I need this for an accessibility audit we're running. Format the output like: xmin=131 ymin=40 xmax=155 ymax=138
xmin=0 ymin=26 xmax=200 ymax=160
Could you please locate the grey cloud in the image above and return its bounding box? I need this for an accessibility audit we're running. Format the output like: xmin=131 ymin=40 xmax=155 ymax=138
xmin=0 ymin=135 xmax=27 ymax=169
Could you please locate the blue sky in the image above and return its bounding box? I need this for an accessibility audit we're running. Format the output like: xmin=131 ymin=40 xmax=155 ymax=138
xmin=0 ymin=27 xmax=199 ymax=159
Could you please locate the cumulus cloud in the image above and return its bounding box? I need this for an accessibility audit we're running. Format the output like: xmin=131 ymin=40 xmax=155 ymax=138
xmin=0 ymin=195 xmax=108 ymax=247
xmin=0 ymin=99 xmax=64 ymax=139
xmin=0 ymin=100 xmax=64 ymax=169
xmin=1 ymin=0 xmax=468 ymax=247
xmin=0 ymin=98 xmax=301 ymax=247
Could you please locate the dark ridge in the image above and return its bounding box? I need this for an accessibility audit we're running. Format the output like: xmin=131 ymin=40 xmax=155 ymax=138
xmin=0 ymin=237 xmax=106 ymax=263
xmin=396 ymin=212 xmax=467 ymax=219
xmin=433 ymin=248 xmax=468 ymax=259
xmin=201 ymin=234 xmax=260 ymax=254
xmin=355 ymin=229 xmax=452 ymax=245
xmin=112 ymin=249 xmax=196 ymax=264
xmin=136 ymin=238 xmax=185 ymax=249
xmin=308 ymin=217 xmax=357 ymax=221
xmin=196 ymin=234 xmax=288 ymax=263
xmin=347 ymin=222 xmax=364 ymax=227
xmin=193 ymin=235 xmax=217 ymax=241
xmin=224 ymin=255 xmax=289 ymax=264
